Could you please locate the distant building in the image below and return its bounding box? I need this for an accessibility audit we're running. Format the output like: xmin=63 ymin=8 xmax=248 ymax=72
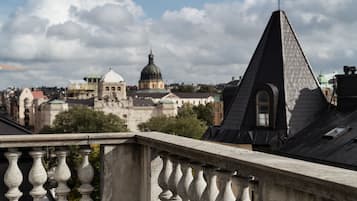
xmin=98 ymin=69 xmax=127 ymax=101
xmin=67 ymin=75 xmax=100 ymax=99
xmin=317 ymin=73 xmax=336 ymax=104
xmin=138 ymin=51 xmax=167 ymax=92
xmin=35 ymin=99 xmax=68 ymax=132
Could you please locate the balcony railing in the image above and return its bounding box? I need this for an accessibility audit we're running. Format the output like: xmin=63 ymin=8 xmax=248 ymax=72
xmin=0 ymin=132 xmax=357 ymax=201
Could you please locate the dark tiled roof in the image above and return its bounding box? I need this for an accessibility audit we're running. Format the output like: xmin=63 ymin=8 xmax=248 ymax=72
xmin=173 ymin=92 xmax=217 ymax=99
xmin=279 ymin=109 xmax=357 ymax=170
xmin=0 ymin=113 xmax=32 ymax=135
xmin=66 ymin=98 xmax=95 ymax=107
xmin=128 ymin=92 xmax=170 ymax=99
xmin=132 ymin=98 xmax=155 ymax=106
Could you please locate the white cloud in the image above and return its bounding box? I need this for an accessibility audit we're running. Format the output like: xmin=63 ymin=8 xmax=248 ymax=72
xmin=0 ymin=0 xmax=357 ymax=88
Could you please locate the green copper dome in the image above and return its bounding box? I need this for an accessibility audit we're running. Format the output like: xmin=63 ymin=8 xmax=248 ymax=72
xmin=140 ymin=51 xmax=163 ymax=81
xmin=318 ymin=74 xmax=328 ymax=85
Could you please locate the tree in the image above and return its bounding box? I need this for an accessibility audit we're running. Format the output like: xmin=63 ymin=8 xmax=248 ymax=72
xmin=40 ymin=106 xmax=128 ymax=133
xmin=193 ymin=103 xmax=214 ymax=126
xmin=138 ymin=105 xmax=207 ymax=139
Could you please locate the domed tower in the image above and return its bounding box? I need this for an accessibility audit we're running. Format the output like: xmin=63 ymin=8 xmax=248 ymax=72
xmin=139 ymin=51 xmax=165 ymax=91
xmin=99 ymin=68 xmax=126 ymax=101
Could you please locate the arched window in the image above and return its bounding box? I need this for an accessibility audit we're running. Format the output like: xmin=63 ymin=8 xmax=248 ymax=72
xmin=256 ymin=91 xmax=270 ymax=127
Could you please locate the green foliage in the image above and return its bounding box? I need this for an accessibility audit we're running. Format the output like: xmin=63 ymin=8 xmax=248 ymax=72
xmin=40 ymin=106 xmax=128 ymax=133
xmin=171 ymin=84 xmax=195 ymax=93
xmin=192 ymin=103 xmax=214 ymax=126
xmin=197 ymin=85 xmax=218 ymax=93
xmin=139 ymin=104 xmax=207 ymax=139
xmin=177 ymin=103 xmax=197 ymax=118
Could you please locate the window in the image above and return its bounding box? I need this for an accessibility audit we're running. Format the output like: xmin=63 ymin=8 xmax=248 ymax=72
xmin=117 ymin=87 xmax=121 ymax=91
xmin=105 ymin=87 xmax=110 ymax=91
xmin=111 ymin=87 xmax=115 ymax=91
xmin=256 ymin=91 xmax=270 ymax=127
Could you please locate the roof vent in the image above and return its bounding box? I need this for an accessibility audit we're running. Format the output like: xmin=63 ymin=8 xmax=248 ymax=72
xmin=323 ymin=127 xmax=351 ymax=139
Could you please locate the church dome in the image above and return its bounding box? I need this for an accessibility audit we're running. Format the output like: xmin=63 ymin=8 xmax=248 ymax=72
xmin=140 ymin=51 xmax=163 ymax=81
xmin=101 ymin=69 xmax=124 ymax=83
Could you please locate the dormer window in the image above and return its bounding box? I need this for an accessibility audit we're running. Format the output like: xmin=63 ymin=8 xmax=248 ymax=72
xmin=256 ymin=91 xmax=270 ymax=127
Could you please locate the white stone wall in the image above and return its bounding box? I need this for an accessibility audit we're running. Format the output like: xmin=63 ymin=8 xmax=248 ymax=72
xmin=35 ymin=102 xmax=69 ymax=132
xmin=162 ymin=96 xmax=215 ymax=108
xmin=94 ymin=99 xmax=177 ymax=132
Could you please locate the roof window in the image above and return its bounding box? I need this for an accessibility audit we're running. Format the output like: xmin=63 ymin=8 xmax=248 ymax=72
xmin=323 ymin=127 xmax=351 ymax=139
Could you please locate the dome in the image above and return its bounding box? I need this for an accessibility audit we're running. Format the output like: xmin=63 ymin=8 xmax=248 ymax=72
xmin=140 ymin=51 xmax=163 ymax=81
xmin=317 ymin=74 xmax=328 ymax=85
xmin=101 ymin=69 xmax=124 ymax=83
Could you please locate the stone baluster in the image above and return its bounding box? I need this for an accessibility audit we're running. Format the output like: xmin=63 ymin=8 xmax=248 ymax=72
xmin=158 ymin=153 xmax=173 ymax=201
xmin=4 ymin=149 xmax=23 ymax=201
xmin=188 ymin=163 xmax=206 ymax=201
xmin=177 ymin=159 xmax=193 ymax=201
xmin=233 ymin=176 xmax=251 ymax=201
xmin=78 ymin=148 xmax=94 ymax=201
xmin=29 ymin=149 xmax=48 ymax=201
xmin=215 ymin=170 xmax=235 ymax=201
xmin=54 ymin=150 xmax=71 ymax=201
xmin=168 ymin=155 xmax=183 ymax=201
xmin=200 ymin=165 xmax=219 ymax=201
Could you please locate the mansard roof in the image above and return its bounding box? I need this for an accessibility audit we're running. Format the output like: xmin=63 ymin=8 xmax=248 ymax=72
xmin=204 ymin=10 xmax=328 ymax=145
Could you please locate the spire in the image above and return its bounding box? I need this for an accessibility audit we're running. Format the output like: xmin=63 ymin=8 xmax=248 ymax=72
xmin=278 ymin=0 xmax=281 ymax=10
xmin=148 ymin=50 xmax=154 ymax=64
xmin=210 ymin=10 xmax=327 ymax=143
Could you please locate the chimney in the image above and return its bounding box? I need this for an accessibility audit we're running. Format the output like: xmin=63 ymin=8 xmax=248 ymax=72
xmin=336 ymin=66 xmax=357 ymax=112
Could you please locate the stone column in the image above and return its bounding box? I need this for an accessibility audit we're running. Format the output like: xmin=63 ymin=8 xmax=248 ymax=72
xmin=4 ymin=149 xmax=23 ymax=201
xmin=233 ymin=176 xmax=251 ymax=201
xmin=200 ymin=165 xmax=219 ymax=201
xmin=215 ymin=170 xmax=235 ymax=201
xmin=78 ymin=148 xmax=94 ymax=201
xmin=188 ymin=163 xmax=206 ymax=201
xmin=177 ymin=159 xmax=193 ymax=201
xmin=29 ymin=149 xmax=48 ymax=201
xmin=158 ymin=152 xmax=173 ymax=201
xmin=168 ymin=155 xmax=183 ymax=201
xmin=54 ymin=150 xmax=71 ymax=201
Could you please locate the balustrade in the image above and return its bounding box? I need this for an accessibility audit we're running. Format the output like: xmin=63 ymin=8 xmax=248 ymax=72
xmin=0 ymin=132 xmax=355 ymax=201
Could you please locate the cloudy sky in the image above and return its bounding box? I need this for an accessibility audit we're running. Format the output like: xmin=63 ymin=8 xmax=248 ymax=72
xmin=0 ymin=0 xmax=355 ymax=89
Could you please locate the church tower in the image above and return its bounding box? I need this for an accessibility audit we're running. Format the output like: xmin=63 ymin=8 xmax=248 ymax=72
xmin=138 ymin=51 xmax=165 ymax=91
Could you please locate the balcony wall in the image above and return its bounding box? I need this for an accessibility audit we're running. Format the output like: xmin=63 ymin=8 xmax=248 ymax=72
xmin=0 ymin=132 xmax=356 ymax=201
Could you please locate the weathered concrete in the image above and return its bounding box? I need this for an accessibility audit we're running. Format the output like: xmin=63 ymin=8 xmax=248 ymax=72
xmin=101 ymin=144 xmax=151 ymax=201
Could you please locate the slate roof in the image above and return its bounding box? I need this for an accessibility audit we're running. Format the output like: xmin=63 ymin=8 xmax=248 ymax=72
xmin=66 ymin=98 xmax=95 ymax=107
xmin=278 ymin=109 xmax=357 ymax=170
xmin=174 ymin=92 xmax=216 ymax=99
xmin=204 ymin=10 xmax=327 ymax=146
xmin=132 ymin=98 xmax=155 ymax=106
xmin=0 ymin=112 xmax=31 ymax=135
xmin=128 ymin=92 xmax=170 ymax=99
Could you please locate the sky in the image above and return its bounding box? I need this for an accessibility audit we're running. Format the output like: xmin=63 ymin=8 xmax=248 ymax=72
xmin=0 ymin=0 xmax=355 ymax=89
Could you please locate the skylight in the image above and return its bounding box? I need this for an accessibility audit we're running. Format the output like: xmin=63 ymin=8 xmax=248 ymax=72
xmin=323 ymin=127 xmax=350 ymax=139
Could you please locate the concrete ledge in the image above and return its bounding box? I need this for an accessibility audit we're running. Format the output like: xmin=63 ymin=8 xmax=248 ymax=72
xmin=0 ymin=131 xmax=356 ymax=200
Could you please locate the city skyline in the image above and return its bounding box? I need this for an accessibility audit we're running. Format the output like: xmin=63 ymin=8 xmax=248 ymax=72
xmin=0 ymin=0 xmax=354 ymax=88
